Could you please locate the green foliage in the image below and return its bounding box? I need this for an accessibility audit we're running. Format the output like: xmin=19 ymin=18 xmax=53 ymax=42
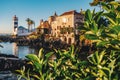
xmin=17 ymin=48 xmax=53 ymax=80
xmin=79 ymin=1 xmax=120 ymax=79
xmin=87 ymin=51 xmax=117 ymax=80
xmin=90 ymin=0 xmax=115 ymax=6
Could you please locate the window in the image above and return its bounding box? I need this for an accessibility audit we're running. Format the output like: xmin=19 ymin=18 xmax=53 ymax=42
xmin=62 ymin=17 xmax=67 ymax=23
xmin=68 ymin=38 xmax=71 ymax=44
xmin=64 ymin=37 xmax=67 ymax=42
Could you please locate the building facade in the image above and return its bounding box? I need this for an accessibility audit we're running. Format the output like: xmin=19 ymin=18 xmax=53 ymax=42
xmin=37 ymin=10 xmax=84 ymax=44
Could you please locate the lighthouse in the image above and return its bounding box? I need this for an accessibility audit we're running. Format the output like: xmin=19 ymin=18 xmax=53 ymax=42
xmin=13 ymin=15 xmax=18 ymax=36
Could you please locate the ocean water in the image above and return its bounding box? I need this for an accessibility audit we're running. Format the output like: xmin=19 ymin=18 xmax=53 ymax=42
xmin=0 ymin=42 xmax=36 ymax=58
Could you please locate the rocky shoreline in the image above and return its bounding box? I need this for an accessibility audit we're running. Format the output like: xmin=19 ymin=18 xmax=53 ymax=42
xmin=0 ymin=71 xmax=18 ymax=80
xmin=0 ymin=53 xmax=28 ymax=71
xmin=0 ymin=53 xmax=28 ymax=80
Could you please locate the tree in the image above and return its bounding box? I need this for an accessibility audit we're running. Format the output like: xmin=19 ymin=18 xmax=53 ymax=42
xmin=90 ymin=0 xmax=115 ymax=6
xmin=26 ymin=18 xmax=35 ymax=32
xmin=29 ymin=20 xmax=35 ymax=32
xmin=26 ymin=18 xmax=31 ymax=32
xmin=90 ymin=0 xmax=115 ymax=11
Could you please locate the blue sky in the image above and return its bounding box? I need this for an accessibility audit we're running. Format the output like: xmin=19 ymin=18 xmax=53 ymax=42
xmin=0 ymin=0 xmax=97 ymax=33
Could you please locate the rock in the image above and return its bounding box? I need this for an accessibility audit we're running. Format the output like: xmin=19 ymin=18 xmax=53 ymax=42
xmin=0 ymin=53 xmax=27 ymax=71
xmin=0 ymin=58 xmax=27 ymax=71
xmin=0 ymin=54 xmax=29 ymax=80
xmin=0 ymin=53 xmax=18 ymax=58
xmin=0 ymin=71 xmax=18 ymax=80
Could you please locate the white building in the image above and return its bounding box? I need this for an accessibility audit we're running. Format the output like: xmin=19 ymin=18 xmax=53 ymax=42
xmin=17 ymin=26 xmax=30 ymax=36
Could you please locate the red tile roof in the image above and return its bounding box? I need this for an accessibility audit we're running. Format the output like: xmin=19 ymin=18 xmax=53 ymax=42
xmin=60 ymin=10 xmax=80 ymax=16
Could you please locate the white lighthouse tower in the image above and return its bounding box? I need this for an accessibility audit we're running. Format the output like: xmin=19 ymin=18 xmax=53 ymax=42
xmin=13 ymin=15 xmax=18 ymax=36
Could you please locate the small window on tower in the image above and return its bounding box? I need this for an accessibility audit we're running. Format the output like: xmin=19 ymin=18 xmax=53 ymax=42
xmin=14 ymin=22 xmax=18 ymax=24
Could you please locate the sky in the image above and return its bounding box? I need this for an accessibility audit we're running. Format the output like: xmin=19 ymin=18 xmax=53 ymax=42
xmin=0 ymin=0 xmax=97 ymax=34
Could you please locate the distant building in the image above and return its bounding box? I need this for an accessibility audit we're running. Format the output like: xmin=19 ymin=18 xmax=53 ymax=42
xmin=17 ymin=26 xmax=30 ymax=36
xmin=13 ymin=15 xmax=36 ymax=37
xmin=37 ymin=10 xmax=84 ymax=44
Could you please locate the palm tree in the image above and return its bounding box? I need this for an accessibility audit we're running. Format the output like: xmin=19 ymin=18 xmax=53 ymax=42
xmin=32 ymin=20 xmax=35 ymax=30
xmin=26 ymin=18 xmax=31 ymax=32
xmin=30 ymin=20 xmax=35 ymax=32
xmin=26 ymin=18 xmax=35 ymax=32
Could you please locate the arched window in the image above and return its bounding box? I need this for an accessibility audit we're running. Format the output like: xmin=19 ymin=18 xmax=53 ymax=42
xmin=68 ymin=38 xmax=71 ymax=44
xmin=68 ymin=25 xmax=70 ymax=27
xmin=64 ymin=37 xmax=67 ymax=42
